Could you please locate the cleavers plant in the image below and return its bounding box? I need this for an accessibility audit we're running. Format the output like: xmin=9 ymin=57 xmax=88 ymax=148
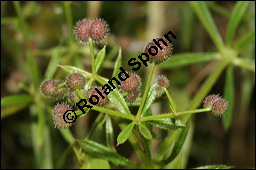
xmin=40 ymin=17 xmax=229 ymax=168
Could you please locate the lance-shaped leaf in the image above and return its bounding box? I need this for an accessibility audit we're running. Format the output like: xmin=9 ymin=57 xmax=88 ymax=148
xmin=58 ymin=65 xmax=91 ymax=77
xmin=112 ymin=47 xmax=122 ymax=77
xmin=160 ymin=52 xmax=220 ymax=68
xmin=108 ymin=89 xmax=131 ymax=115
xmin=1 ymin=94 xmax=32 ymax=107
xmin=142 ymin=83 xmax=158 ymax=117
xmin=164 ymin=121 xmax=190 ymax=164
xmin=138 ymin=123 xmax=152 ymax=139
xmin=117 ymin=122 xmax=135 ymax=145
xmin=77 ymin=139 xmax=139 ymax=168
xmin=193 ymin=164 xmax=232 ymax=169
xmin=95 ymin=45 xmax=106 ymax=72
xmin=222 ymin=65 xmax=234 ymax=129
xmin=148 ymin=118 xmax=186 ymax=130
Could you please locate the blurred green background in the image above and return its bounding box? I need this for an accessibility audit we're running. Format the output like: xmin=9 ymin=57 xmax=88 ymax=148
xmin=1 ymin=1 xmax=255 ymax=169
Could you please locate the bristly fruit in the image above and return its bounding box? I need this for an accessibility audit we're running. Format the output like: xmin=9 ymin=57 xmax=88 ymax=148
xmin=89 ymin=18 xmax=109 ymax=43
xmin=125 ymin=90 xmax=140 ymax=103
xmin=211 ymin=98 xmax=228 ymax=117
xmin=69 ymin=89 xmax=87 ymax=103
xmin=120 ymin=72 xmax=141 ymax=92
xmin=55 ymin=80 xmax=68 ymax=99
xmin=203 ymin=94 xmax=222 ymax=108
xmin=53 ymin=103 xmax=73 ymax=129
xmin=156 ymin=75 xmax=169 ymax=87
xmin=74 ymin=18 xmax=91 ymax=43
xmin=88 ymin=87 xmax=109 ymax=106
xmin=66 ymin=73 xmax=87 ymax=90
xmin=144 ymin=37 xmax=173 ymax=64
xmin=203 ymin=94 xmax=228 ymax=117
xmin=40 ymin=80 xmax=58 ymax=98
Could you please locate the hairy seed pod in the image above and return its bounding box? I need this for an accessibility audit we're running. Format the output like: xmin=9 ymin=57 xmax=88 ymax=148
xmin=120 ymin=72 xmax=141 ymax=92
xmin=40 ymin=80 xmax=58 ymax=98
xmin=74 ymin=19 xmax=91 ymax=43
xmin=144 ymin=37 xmax=173 ymax=64
xmin=211 ymin=98 xmax=228 ymax=117
xmin=88 ymin=87 xmax=109 ymax=106
xmin=66 ymin=73 xmax=87 ymax=90
xmin=125 ymin=90 xmax=140 ymax=103
xmin=89 ymin=18 xmax=109 ymax=43
xmin=203 ymin=94 xmax=222 ymax=108
xmin=55 ymin=80 xmax=68 ymax=99
xmin=69 ymin=89 xmax=87 ymax=103
xmin=156 ymin=75 xmax=169 ymax=87
xmin=53 ymin=103 xmax=73 ymax=129
xmin=155 ymin=85 xmax=164 ymax=96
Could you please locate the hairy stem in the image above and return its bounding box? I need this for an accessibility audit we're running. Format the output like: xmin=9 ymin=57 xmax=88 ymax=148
xmin=136 ymin=62 xmax=156 ymax=119
xmin=141 ymin=108 xmax=211 ymax=122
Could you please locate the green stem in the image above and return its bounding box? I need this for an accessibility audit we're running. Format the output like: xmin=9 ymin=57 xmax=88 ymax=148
xmin=13 ymin=1 xmax=40 ymax=88
xmin=136 ymin=62 xmax=156 ymax=119
xmin=89 ymin=38 xmax=96 ymax=76
xmin=64 ymin=1 xmax=74 ymax=44
xmin=75 ymin=88 xmax=85 ymax=99
xmin=92 ymin=105 xmax=134 ymax=120
xmin=86 ymin=113 xmax=105 ymax=139
xmin=164 ymin=88 xmax=176 ymax=113
xmin=188 ymin=58 xmax=231 ymax=111
xmin=141 ymin=108 xmax=211 ymax=122
xmin=57 ymin=81 xmax=67 ymax=88
xmin=232 ymin=57 xmax=255 ymax=72
xmin=118 ymin=123 xmax=150 ymax=168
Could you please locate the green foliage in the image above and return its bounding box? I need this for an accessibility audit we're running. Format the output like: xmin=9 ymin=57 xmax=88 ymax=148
xmin=1 ymin=1 xmax=254 ymax=169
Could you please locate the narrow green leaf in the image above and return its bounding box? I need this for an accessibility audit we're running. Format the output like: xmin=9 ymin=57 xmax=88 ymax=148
xmin=95 ymin=45 xmax=106 ymax=72
xmin=193 ymin=164 xmax=232 ymax=169
xmin=164 ymin=121 xmax=190 ymax=164
xmin=171 ymin=154 xmax=182 ymax=169
xmin=77 ymin=139 xmax=139 ymax=168
xmin=222 ymin=66 xmax=234 ymax=129
xmin=117 ymin=122 xmax=135 ymax=145
xmin=138 ymin=123 xmax=152 ymax=139
xmin=112 ymin=47 xmax=122 ymax=77
xmin=1 ymin=94 xmax=32 ymax=107
xmin=234 ymin=30 xmax=255 ymax=52
xmin=233 ymin=57 xmax=255 ymax=72
xmin=160 ymin=53 xmax=220 ymax=68
xmin=58 ymin=65 xmax=91 ymax=77
xmin=226 ymin=1 xmax=250 ymax=45
xmin=45 ymin=47 xmax=62 ymax=79
xmin=1 ymin=103 xmax=29 ymax=118
xmin=81 ymin=156 xmax=110 ymax=169
xmin=108 ymin=89 xmax=131 ymax=115
xmin=148 ymin=118 xmax=186 ymax=130
xmin=180 ymin=3 xmax=195 ymax=50
xmin=142 ymin=83 xmax=158 ymax=116
xmin=106 ymin=116 xmax=115 ymax=150
xmin=190 ymin=1 xmax=224 ymax=50
xmin=59 ymin=129 xmax=74 ymax=145
xmin=189 ymin=58 xmax=230 ymax=110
